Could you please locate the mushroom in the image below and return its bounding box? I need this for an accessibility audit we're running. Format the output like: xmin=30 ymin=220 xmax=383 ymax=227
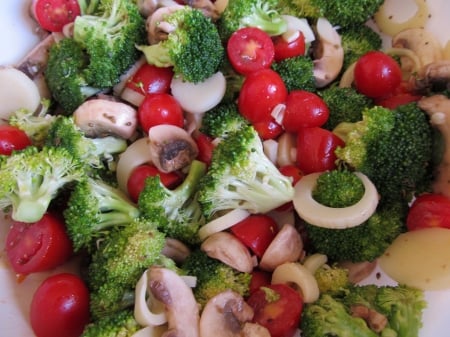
xmin=350 ymin=305 xmax=388 ymax=333
xmin=259 ymin=224 xmax=303 ymax=272
xmin=148 ymin=266 xmax=200 ymax=337
xmin=136 ymin=0 xmax=180 ymax=17
xmin=411 ymin=60 xmax=450 ymax=92
xmin=73 ymin=98 xmax=138 ymax=139
xmin=183 ymin=0 xmax=221 ymax=20
xmin=201 ymin=231 xmax=255 ymax=273
xmin=312 ymin=18 xmax=344 ymax=88
xmin=199 ymin=290 xmax=270 ymax=337
xmin=417 ymin=95 xmax=450 ymax=197
xmin=146 ymin=5 xmax=185 ymax=45
xmin=338 ymin=260 xmax=378 ymax=284
xmin=162 ymin=238 xmax=191 ymax=264
xmin=148 ymin=124 xmax=199 ymax=173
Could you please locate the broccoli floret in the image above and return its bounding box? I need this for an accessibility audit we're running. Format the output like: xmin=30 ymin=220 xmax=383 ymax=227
xmin=314 ymin=263 xmax=351 ymax=296
xmin=137 ymin=6 xmax=223 ymax=84
xmin=200 ymin=102 xmax=249 ymax=139
xmin=73 ymin=0 xmax=146 ymax=88
xmin=334 ymin=103 xmax=434 ymax=205
xmin=319 ymin=86 xmax=374 ymax=131
xmin=138 ymin=160 xmax=207 ymax=245
xmin=217 ymin=0 xmax=288 ymax=41
xmin=45 ymin=115 xmax=127 ymax=174
xmin=45 ymin=38 xmax=102 ymax=114
xmin=0 ymin=146 xmax=83 ymax=223
xmin=182 ymin=249 xmax=251 ymax=307
xmin=81 ymin=309 xmax=141 ymax=337
xmin=86 ymin=217 xmax=166 ymax=319
xmin=64 ymin=177 xmax=140 ymax=251
xmin=197 ymin=124 xmax=294 ymax=219
xmin=271 ymin=55 xmax=316 ymax=92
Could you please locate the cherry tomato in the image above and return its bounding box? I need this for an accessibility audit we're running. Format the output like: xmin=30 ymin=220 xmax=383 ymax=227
xmin=354 ymin=51 xmax=402 ymax=99
xmin=195 ymin=132 xmax=215 ymax=166
xmin=230 ymin=214 xmax=279 ymax=258
xmin=276 ymin=164 xmax=304 ymax=211
xmin=249 ymin=269 xmax=272 ymax=294
xmin=282 ymin=90 xmax=329 ymax=132
xmin=376 ymin=92 xmax=422 ymax=109
xmin=253 ymin=118 xmax=284 ymax=140
xmin=273 ymin=31 xmax=306 ymax=62
xmin=127 ymin=164 xmax=183 ymax=202
xmin=138 ymin=93 xmax=184 ymax=132
xmin=5 ymin=213 xmax=73 ymax=276
xmin=238 ymin=69 xmax=288 ymax=124
xmin=0 ymin=125 xmax=32 ymax=155
xmin=296 ymin=127 xmax=345 ymax=174
xmin=406 ymin=193 xmax=450 ymax=231
xmin=31 ymin=0 xmax=81 ymax=32
xmin=247 ymin=283 xmax=303 ymax=337
xmin=30 ymin=273 xmax=90 ymax=337
xmin=227 ymin=27 xmax=275 ymax=75
xmin=126 ymin=63 xmax=174 ymax=95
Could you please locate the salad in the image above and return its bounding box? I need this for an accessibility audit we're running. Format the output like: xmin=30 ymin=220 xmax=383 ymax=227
xmin=1 ymin=2 xmax=448 ymax=337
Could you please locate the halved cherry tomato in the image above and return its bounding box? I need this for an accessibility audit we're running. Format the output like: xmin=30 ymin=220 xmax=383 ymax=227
xmin=30 ymin=273 xmax=90 ymax=337
xmin=282 ymin=90 xmax=329 ymax=132
xmin=138 ymin=93 xmax=184 ymax=132
xmin=273 ymin=31 xmax=306 ymax=62
xmin=126 ymin=63 xmax=174 ymax=95
xmin=253 ymin=118 xmax=284 ymax=140
xmin=247 ymin=283 xmax=303 ymax=337
xmin=406 ymin=193 xmax=450 ymax=231
xmin=376 ymin=92 xmax=422 ymax=109
xmin=249 ymin=269 xmax=272 ymax=294
xmin=31 ymin=0 xmax=81 ymax=32
xmin=5 ymin=213 xmax=73 ymax=277
xmin=354 ymin=51 xmax=402 ymax=99
xmin=195 ymin=132 xmax=215 ymax=166
xmin=127 ymin=164 xmax=183 ymax=202
xmin=230 ymin=214 xmax=279 ymax=258
xmin=227 ymin=27 xmax=275 ymax=75
xmin=238 ymin=68 xmax=288 ymax=124
xmin=296 ymin=127 xmax=344 ymax=174
xmin=0 ymin=125 xmax=32 ymax=155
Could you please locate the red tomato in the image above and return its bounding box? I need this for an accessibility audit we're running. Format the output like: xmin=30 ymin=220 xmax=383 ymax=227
xmin=238 ymin=69 xmax=288 ymax=124
xmin=230 ymin=214 xmax=279 ymax=258
xmin=0 ymin=125 xmax=32 ymax=155
xmin=273 ymin=31 xmax=306 ymax=62
xmin=253 ymin=118 xmax=284 ymax=140
xmin=227 ymin=27 xmax=275 ymax=75
xmin=247 ymin=283 xmax=303 ymax=337
xmin=138 ymin=93 xmax=184 ymax=132
xmin=282 ymin=90 xmax=329 ymax=132
xmin=195 ymin=132 xmax=215 ymax=166
xmin=31 ymin=0 xmax=81 ymax=32
xmin=5 ymin=213 xmax=73 ymax=276
xmin=126 ymin=63 xmax=174 ymax=95
xmin=276 ymin=164 xmax=304 ymax=211
xmin=30 ymin=273 xmax=90 ymax=337
xmin=249 ymin=269 xmax=272 ymax=294
xmin=406 ymin=193 xmax=450 ymax=231
xmin=376 ymin=92 xmax=422 ymax=109
xmin=354 ymin=51 xmax=402 ymax=99
xmin=296 ymin=127 xmax=344 ymax=174
xmin=127 ymin=164 xmax=182 ymax=202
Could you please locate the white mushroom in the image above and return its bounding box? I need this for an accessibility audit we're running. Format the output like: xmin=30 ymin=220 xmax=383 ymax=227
xmin=312 ymin=18 xmax=344 ymax=88
xmin=411 ymin=60 xmax=450 ymax=92
xmin=146 ymin=5 xmax=185 ymax=45
xmin=201 ymin=232 xmax=255 ymax=273
xmin=162 ymin=238 xmax=191 ymax=264
xmin=148 ymin=266 xmax=200 ymax=337
xmin=137 ymin=0 xmax=180 ymax=17
xmin=259 ymin=224 xmax=303 ymax=272
xmin=73 ymin=98 xmax=138 ymax=139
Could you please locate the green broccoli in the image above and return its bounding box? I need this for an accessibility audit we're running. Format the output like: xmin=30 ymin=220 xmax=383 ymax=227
xmin=271 ymin=55 xmax=316 ymax=92
xmin=73 ymin=0 xmax=146 ymax=88
xmin=334 ymin=103 xmax=434 ymax=205
xmin=45 ymin=38 xmax=101 ymax=114
xmin=318 ymin=86 xmax=374 ymax=131
xmin=0 ymin=146 xmax=84 ymax=223
xmin=181 ymin=249 xmax=251 ymax=307
xmin=45 ymin=115 xmax=127 ymax=174
xmin=138 ymin=160 xmax=207 ymax=245
xmin=314 ymin=263 xmax=351 ymax=296
xmin=217 ymin=0 xmax=288 ymax=41
xmin=197 ymin=124 xmax=294 ymax=219
xmin=200 ymin=101 xmax=249 ymax=139
xmin=304 ymin=169 xmax=407 ymax=262
xmin=64 ymin=177 xmax=140 ymax=252
xmin=81 ymin=309 xmax=141 ymax=337
xmin=137 ymin=6 xmax=223 ymax=84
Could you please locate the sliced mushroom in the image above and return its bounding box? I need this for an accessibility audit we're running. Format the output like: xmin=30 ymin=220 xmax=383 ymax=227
xmin=162 ymin=238 xmax=191 ymax=264
xmin=241 ymin=323 xmax=271 ymax=337
xmin=312 ymin=18 xmax=344 ymax=88
xmin=411 ymin=60 xmax=450 ymax=92
xmin=338 ymin=260 xmax=378 ymax=284
xmin=73 ymin=98 xmax=138 ymax=139
xmin=350 ymin=305 xmax=388 ymax=333
xmin=183 ymin=0 xmax=220 ymax=20
xmin=148 ymin=266 xmax=200 ymax=337
xmin=148 ymin=124 xmax=199 ymax=173
xmin=199 ymin=290 xmax=256 ymax=337
xmin=259 ymin=224 xmax=303 ymax=272
xmin=146 ymin=5 xmax=185 ymax=45
xmin=201 ymin=232 xmax=255 ymax=273
xmin=137 ymin=0 xmax=180 ymax=17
